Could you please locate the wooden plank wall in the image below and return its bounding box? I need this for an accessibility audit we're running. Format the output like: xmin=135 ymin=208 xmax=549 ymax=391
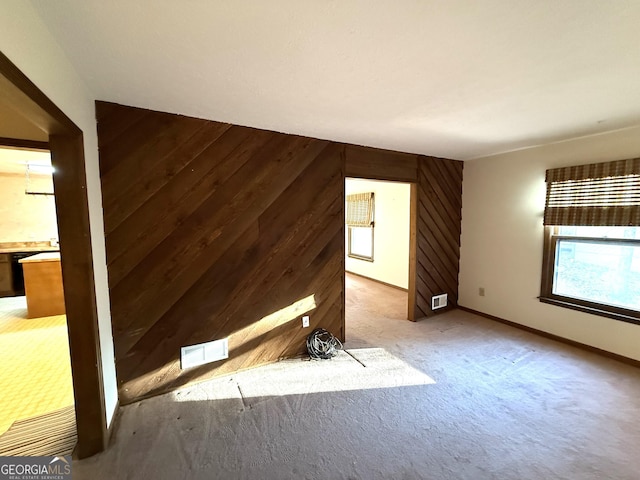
xmin=344 ymin=146 xmax=463 ymax=319
xmin=96 ymin=102 xmax=344 ymax=404
xmin=415 ymin=156 xmax=463 ymax=318
xmin=344 ymin=145 xmax=417 ymax=182
xmin=97 ymin=102 xmax=462 ymax=403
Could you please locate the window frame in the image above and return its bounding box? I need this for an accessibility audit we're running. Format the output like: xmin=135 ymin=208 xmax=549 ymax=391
xmin=347 ymin=225 xmax=374 ymax=262
xmin=539 ymin=226 xmax=640 ymax=325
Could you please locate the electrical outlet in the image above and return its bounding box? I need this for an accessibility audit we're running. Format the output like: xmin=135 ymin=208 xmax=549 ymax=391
xmin=479 ymin=287 xmax=485 ymax=297
xmin=302 ymin=315 xmax=310 ymax=328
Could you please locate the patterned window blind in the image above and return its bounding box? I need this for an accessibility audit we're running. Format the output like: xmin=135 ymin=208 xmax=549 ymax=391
xmin=346 ymin=192 xmax=374 ymax=227
xmin=543 ymin=158 xmax=640 ymax=226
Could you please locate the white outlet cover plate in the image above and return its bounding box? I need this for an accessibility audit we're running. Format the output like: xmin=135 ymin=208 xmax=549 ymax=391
xmin=302 ymin=315 xmax=310 ymax=327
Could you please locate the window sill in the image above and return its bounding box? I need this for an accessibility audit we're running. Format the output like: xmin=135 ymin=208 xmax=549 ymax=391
xmin=539 ymin=296 xmax=640 ymax=326
xmin=347 ymin=254 xmax=374 ymax=262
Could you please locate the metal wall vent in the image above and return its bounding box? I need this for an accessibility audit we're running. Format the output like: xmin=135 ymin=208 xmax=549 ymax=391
xmin=431 ymin=293 xmax=448 ymax=310
xmin=180 ymin=338 xmax=229 ymax=370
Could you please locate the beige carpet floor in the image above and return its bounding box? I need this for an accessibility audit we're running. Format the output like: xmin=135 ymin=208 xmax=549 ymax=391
xmin=73 ymin=273 xmax=640 ymax=479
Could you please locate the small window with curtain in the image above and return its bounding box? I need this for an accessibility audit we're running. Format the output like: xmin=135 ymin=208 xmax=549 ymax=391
xmin=540 ymin=158 xmax=640 ymax=324
xmin=346 ymin=192 xmax=375 ymax=261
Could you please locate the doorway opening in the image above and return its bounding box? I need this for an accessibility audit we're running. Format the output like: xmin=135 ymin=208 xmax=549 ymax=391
xmin=0 ymin=146 xmax=75 ymax=455
xmin=344 ymin=178 xmax=416 ymax=346
xmin=0 ymin=51 xmax=109 ymax=458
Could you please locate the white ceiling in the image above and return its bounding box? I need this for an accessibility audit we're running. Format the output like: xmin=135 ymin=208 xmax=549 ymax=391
xmin=31 ymin=0 xmax=640 ymax=160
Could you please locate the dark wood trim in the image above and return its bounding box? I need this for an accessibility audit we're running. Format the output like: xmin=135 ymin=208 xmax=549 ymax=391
xmin=0 ymin=51 xmax=108 ymax=457
xmin=344 ymin=144 xmax=417 ymax=182
xmin=552 ymin=235 xmax=640 ymax=246
xmin=0 ymin=136 xmax=49 ymax=150
xmin=539 ymin=296 xmax=640 ymax=326
xmin=346 ymin=270 xmax=409 ymax=292
xmin=0 ymin=52 xmax=81 ymax=136
xmin=50 ymin=135 xmax=108 ymax=456
xmin=407 ymin=183 xmax=417 ymax=321
xmin=458 ymin=306 xmax=640 ymax=369
xmin=340 ymin=146 xmax=346 ymax=343
xmin=540 ymin=225 xmax=555 ymax=295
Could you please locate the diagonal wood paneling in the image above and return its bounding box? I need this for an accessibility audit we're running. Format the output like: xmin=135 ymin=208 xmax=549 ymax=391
xmin=415 ymin=155 xmax=463 ymax=318
xmin=98 ymin=102 xmax=462 ymax=404
xmin=96 ymin=102 xmax=345 ymax=404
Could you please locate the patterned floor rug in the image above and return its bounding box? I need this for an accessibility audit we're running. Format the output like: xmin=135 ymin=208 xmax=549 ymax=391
xmin=0 ymin=405 xmax=76 ymax=456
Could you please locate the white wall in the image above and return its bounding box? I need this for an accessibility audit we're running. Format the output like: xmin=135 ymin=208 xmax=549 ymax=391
xmin=345 ymin=178 xmax=410 ymax=289
xmin=0 ymin=172 xmax=58 ymax=243
xmin=0 ymin=1 xmax=118 ymax=424
xmin=459 ymin=126 xmax=640 ymax=361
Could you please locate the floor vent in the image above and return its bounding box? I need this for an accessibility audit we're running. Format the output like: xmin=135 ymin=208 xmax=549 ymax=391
xmin=431 ymin=294 xmax=448 ymax=310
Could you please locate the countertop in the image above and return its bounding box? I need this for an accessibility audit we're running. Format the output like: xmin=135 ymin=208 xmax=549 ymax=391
xmin=0 ymin=242 xmax=60 ymax=254
xmin=19 ymin=252 xmax=61 ymax=263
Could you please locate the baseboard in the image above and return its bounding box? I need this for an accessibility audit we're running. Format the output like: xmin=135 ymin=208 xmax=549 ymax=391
xmin=458 ymin=305 xmax=640 ymax=369
xmin=345 ymin=270 xmax=408 ymax=292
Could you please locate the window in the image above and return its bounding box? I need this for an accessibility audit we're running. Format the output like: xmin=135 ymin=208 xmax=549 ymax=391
xmin=346 ymin=192 xmax=374 ymax=262
xmin=348 ymin=226 xmax=374 ymax=261
xmin=540 ymin=158 xmax=640 ymax=324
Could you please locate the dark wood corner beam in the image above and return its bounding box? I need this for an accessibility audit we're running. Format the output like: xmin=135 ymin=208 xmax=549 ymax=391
xmin=0 ymin=136 xmax=49 ymax=150
xmin=0 ymin=49 xmax=108 ymax=457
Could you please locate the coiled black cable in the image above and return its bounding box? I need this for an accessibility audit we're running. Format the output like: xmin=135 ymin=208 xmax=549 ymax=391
xmin=306 ymin=328 xmax=343 ymax=359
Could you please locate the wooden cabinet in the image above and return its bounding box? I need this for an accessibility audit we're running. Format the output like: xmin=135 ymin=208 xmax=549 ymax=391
xmin=19 ymin=252 xmax=65 ymax=318
xmin=0 ymin=254 xmax=12 ymax=295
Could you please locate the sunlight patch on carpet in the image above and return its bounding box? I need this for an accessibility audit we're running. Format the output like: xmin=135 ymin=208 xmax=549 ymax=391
xmin=172 ymin=348 xmax=435 ymax=403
